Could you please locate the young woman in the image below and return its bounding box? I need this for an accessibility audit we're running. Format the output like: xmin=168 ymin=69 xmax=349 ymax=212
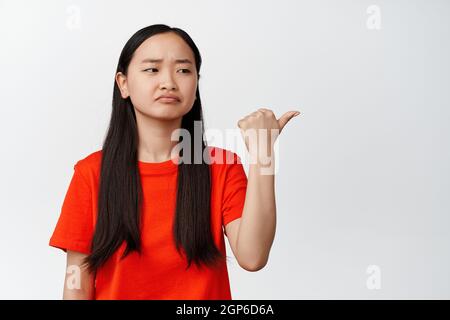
xmin=49 ymin=24 xmax=300 ymax=300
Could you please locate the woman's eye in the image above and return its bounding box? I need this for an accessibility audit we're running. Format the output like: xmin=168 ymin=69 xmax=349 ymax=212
xmin=143 ymin=68 xmax=191 ymax=74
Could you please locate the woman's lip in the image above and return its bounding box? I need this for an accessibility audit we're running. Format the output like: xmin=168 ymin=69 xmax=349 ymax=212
xmin=157 ymin=97 xmax=180 ymax=103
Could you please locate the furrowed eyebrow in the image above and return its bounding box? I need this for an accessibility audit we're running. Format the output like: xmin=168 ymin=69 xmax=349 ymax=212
xmin=141 ymin=58 xmax=193 ymax=64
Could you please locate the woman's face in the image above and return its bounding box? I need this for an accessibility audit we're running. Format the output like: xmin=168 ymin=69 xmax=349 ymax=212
xmin=116 ymin=32 xmax=198 ymax=120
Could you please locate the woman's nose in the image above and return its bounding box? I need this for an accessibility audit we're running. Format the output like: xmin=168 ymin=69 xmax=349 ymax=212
xmin=159 ymin=71 xmax=177 ymax=90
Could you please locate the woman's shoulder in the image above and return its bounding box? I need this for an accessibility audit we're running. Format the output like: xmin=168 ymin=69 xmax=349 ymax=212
xmin=207 ymin=146 xmax=248 ymax=187
xmin=73 ymin=149 xmax=103 ymax=175
xmin=206 ymin=146 xmax=244 ymax=166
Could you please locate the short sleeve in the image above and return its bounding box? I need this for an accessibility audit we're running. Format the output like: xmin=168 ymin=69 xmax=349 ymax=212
xmin=222 ymin=153 xmax=248 ymax=228
xmin=49 ymin=162 xmax=94 ymax=255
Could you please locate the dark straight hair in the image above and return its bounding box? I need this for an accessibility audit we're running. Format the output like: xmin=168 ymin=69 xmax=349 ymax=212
xmin=83 ymin=24 xmax=225 ymax=273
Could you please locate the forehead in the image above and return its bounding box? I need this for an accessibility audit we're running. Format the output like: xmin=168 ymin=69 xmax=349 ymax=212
xmin=132 ymin=32 xmax=195 ymax=63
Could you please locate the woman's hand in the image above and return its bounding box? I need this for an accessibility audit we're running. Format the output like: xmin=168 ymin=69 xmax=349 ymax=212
xmin=237 ymin=108 xmax=300 ymax=163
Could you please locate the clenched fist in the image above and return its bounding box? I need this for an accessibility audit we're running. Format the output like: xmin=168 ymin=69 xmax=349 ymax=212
xmin=237 ymin=108 xmax=300 ymax=163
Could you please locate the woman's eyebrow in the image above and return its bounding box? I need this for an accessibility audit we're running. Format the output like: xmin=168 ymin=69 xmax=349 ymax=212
xmin=141 ymin=58 xmax=193 ymax=64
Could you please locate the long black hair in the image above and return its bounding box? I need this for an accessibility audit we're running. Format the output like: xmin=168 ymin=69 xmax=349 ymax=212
xmin=83 ymin=24 xmax=225 ymax=273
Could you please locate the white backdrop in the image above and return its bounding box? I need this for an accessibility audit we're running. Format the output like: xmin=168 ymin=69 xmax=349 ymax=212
xmin=0 ymin=0 xmax=449 ymax=299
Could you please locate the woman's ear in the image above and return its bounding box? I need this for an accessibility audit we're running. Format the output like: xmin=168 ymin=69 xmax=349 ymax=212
xmin=115 ymin=72 xmax=129 ymax=99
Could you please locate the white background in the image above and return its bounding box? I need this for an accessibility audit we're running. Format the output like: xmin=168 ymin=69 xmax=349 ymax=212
xmin=0 ymin=0 xmax=449 ymax=299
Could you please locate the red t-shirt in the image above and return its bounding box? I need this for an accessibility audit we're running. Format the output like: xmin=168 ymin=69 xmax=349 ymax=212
xmin=49 ymin=146 xmax=248 ymax=300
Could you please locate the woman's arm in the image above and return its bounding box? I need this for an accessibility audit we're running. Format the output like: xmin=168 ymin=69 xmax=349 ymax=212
xmin=63 ymin=250 xmax=95 ymax=300
xmin=234 ymin=156 xmax=277 ymax=271
xmin=232 ymin=108 xmax=299 ymax=270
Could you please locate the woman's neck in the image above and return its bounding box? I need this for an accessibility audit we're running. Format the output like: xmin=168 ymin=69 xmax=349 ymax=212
xmin=135 ymin=114 xmax=182 ymax=163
